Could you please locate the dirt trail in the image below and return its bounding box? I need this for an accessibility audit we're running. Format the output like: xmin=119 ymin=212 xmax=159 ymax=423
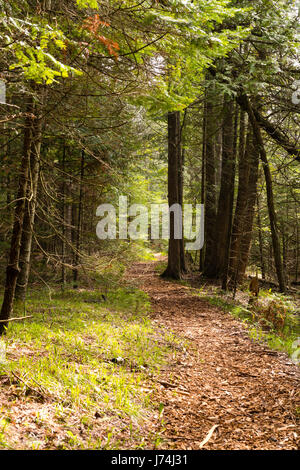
xmin=129 ymin=260 xmax=299 ymax=450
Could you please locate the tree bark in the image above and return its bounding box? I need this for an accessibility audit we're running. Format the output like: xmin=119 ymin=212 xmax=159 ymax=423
xmin=199 ymin=99 xmax=206 ymax=272
xmin=162 ymin=111 xmax=181 ymax=279
xmin=257 ymin=194 xmax=266 ymax=280
xmin=228 ymin=109 xmax=248 ymax=285
xmin=61 ymin=143 xmax=66 ymax=286
xmin=179 ymin=111 xmax=186 ymax=273
xmin=207 ymin=96 xmax=236 ymax=278
xmin=15 ymin=107 xmax=43 ymax=301
xmin=228 ymin=118 xmax=260 ymax=285
xmin=238 ymin=94 xmax=286 ymax=292
xmin=203 ymin=81 xmax=218 ymax=276
xmin=73 ymin=149 xmax=85 ymax=287
xmin=222 ymin=102 xmax=238 ymax=290
xmin=0 ymin=102 xmax=34 ymax=334
xmin=237 ymin=131 xmax=260 ymax=278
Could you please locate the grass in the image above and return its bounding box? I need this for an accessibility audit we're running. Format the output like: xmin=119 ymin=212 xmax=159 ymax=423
xmin=154 ymin=260 xmax=167 ymax=274
xmin=0 ymin=284 xmax=184 ymax=450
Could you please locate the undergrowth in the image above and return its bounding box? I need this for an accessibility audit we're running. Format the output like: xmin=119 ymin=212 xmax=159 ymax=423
xmin=201 ymin=289 xmax=299 ymax=362
xmin=0 ymin=278 xmax=184 ymax=450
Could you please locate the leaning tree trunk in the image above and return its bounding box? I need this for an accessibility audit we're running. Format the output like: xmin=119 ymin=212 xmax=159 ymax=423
xmin=260 ymin=152 xmax=285 ymax=291
xmin=238 ymin=94 xmax=286 ymax=292
xmin=0 ymin=102 xmax=34 ymax=334
xmin=162 ymin=111 xmax=181 ymax=279
xmin=15 ymin=108 xmax=43 ymax=301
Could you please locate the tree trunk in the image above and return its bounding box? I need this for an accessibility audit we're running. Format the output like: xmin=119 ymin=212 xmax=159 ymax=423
xmin=73 ymin=149 xmax=85 ymax=287
xmin=238 ymin=94 xmax=286 ymax=292
xmin=257 ymin=194 xmax=266 ymax=280
xmin=15 ymin=108 xmax=43 ymax=301
xmin=228 ymin=110 xmax=248 ymax=288
xmin=179 ymin=111 xmax=186 ymax=273
xmin=222 ymin=102 xmax=238 ymax=290
xmin=162 ymin=111 xmax=181 ymax=279
xmin=199 ymin=99 xmax=206 ymax=272
xmin=228 ymin=108 xmax=260 ymax=285
xmin=208 ymin=96 xmax=236 ymax=278
xmin=0 ymin=103 xmax=33 ymax=334
xmin=203 ymin=80 xmax=218 ymax=276
xmin=61 ymin=143 xmax=66 ymax=286
xmin=237 ymin=132 xmax=260 ymax=278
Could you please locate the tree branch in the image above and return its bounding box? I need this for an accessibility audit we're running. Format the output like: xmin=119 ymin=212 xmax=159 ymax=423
xmin=237 ymin=95 xmax=300 ymax=162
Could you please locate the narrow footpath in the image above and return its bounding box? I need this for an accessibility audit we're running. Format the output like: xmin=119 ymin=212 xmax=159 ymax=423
xmin=129 ymin=260 xmax=299 ymax=450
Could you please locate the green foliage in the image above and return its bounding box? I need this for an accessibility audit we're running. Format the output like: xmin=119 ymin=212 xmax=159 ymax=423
xmin=203 ymin=291 xmax=299 ymax=360
xmin=129 ymin=0 xmax=250 ymax=113
xmin=1 ymin=13 xmax=82 ymax=83
xmin=155 ymin=261 xmax=168 ymax=275
xmin=251 ymin=290 xmax=299 ymax=336
xmin=76 ymin=0 xmax=98 ymax=8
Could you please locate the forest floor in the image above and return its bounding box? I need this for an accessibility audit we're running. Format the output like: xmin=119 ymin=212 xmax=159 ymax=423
xmin=127 ymin=258 xmax=300 ymax=450
xmin=0 ymin=257 xmax=299 ymax=450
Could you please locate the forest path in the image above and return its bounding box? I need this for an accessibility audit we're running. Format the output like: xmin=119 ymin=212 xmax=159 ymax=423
xmin=128 ymin=259 xmax=299 ymax=450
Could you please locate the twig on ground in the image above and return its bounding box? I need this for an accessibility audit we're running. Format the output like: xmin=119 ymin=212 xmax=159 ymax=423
xmin=10 ymin=371 xmax=48 ymax=399
xmin=199 ymin=424 xmax=219 ymax=449
xmin=151 ymin=378 xmax=178 ymax=388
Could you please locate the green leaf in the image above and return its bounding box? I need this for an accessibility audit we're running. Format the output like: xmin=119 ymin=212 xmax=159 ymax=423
xmin=76 ymin=0 xmax=98 ymax=9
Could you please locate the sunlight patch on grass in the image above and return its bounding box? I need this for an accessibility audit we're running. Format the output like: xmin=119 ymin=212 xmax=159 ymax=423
xmin=0 ymin=286 xmax=182 ymax=449
xmin=201 ymin=292 xmax=299 ymax=360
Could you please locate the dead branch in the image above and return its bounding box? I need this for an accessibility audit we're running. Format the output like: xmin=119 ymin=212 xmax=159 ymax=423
xmin=0 ymin=315 xmax=33 ymax=323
